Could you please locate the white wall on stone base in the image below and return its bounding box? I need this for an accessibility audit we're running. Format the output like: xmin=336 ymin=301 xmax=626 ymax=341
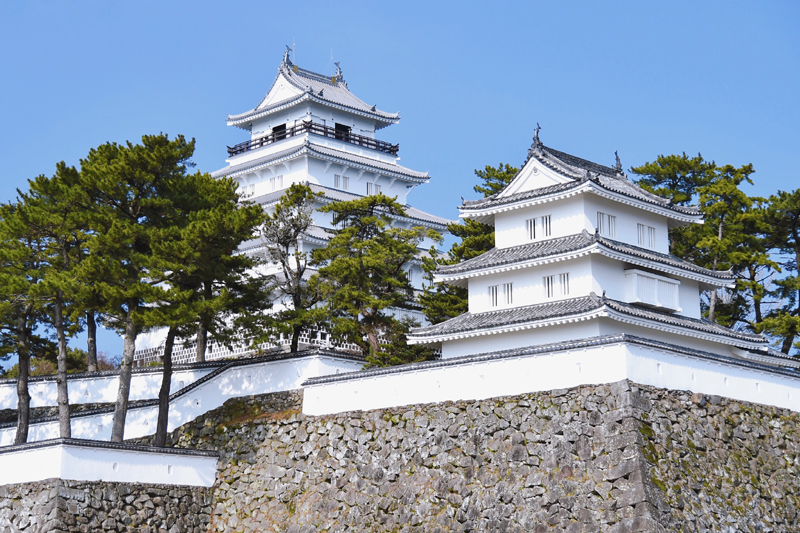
xmin=303 ymin=343 xmax=800 ymax=416
xmin=0 ymin=354 xmax=363 ymax=445
xmin=0 ymin=441 xmax=217 ymax=487
xmin=0 ymin=367 xmax=218 ymax=410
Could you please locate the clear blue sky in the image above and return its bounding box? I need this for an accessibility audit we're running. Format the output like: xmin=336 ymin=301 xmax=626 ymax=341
xmin=1 ymin=1 xmax=798 ymax=358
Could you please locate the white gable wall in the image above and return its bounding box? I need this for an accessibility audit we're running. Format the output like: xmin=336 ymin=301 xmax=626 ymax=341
xmin=494 ymin=195 xmax=588 ymax=249
xmin=582 ymin=195 xmax=670 ymax=254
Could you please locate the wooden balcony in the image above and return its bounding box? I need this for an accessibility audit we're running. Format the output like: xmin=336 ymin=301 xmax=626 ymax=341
xmin=227 ymin=121 xmax=399 ymax=157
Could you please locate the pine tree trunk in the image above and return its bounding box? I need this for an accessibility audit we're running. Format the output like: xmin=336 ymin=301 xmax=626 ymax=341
xmin=54 ymin=295 xmax=71 ymax=438
xmin=291 ymin=324 xmax=301 ymax=352
xmin=195 ymin=322 xmax=207 ymax=363
xmin=86 ymin=310 xmax=98 ymax=372
xmin=111 ymin=307 xmax=137 ymax=442
xmin=154 ymin=326 xmax=176 ymax=447
xmin=14 ymin=314 xmax=31 ymax=445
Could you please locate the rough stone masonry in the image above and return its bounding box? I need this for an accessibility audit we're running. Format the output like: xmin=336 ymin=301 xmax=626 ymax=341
xmin=3 ymin=379 xmax=800 ymax=531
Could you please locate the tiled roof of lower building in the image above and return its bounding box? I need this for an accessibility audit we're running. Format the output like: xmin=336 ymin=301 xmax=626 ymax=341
xmin=436 ymin=230 xmax=733 ymax=282
xmin=408 ymin=293 xmax=766 ymax=345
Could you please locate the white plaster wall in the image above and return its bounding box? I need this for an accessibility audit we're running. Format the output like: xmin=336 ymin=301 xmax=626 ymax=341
xmin=583 ymin=195 xmax=670 ymax=254
xmin=678 ymin=278 xmax=702 ymax=319
xmin=304 ymin=344 xmax=630 ymax=415
xmin=0 ymin=443 xmax=217 ymax=487
xmin=303 ymin=342 xmax=800 ymax=416
xmin=0 ymin=355 xmax=364 ymax=445
xmin=494 ymin=195 xmax=588 ymax=249
xmin=0 ymin=367 xmax=217 ymax=410
xmin=595 ymin=319 xmax=740 ymax=357
xmin=441 ymin=321 xmax=601 ymax=359
xmin=467 ymin=255 xmax=593 ymax=313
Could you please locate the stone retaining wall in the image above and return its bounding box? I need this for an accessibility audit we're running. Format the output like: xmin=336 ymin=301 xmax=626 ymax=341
xmin=5 ymin=382 xmax=800 ymax=531
xmin=0 ymin=478 xmax=212 ymax=532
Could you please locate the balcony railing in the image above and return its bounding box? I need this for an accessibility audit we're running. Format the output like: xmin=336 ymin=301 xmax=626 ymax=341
xmin=227 ymin=120 xmax=399 ymax=157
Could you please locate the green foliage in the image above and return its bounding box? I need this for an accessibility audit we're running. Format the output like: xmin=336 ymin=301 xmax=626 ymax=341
xmin=630 ymin=152 xmax=716 ymax=206
xmin=258 ymin=184 xmax=325 ymax=351
xmin=314 ymin=194 xmax=441 ymax=357
xmin=369 ymin=316 xmax=439 ymax=368
xmin=420 ymin=163 xmax=517 ymax=325
xmin=761 ymin=189 xmax=800 ymax=355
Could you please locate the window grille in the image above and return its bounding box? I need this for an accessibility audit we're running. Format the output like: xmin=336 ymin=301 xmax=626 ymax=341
xmin=597 ymin=212 xmax=616 ymax=237
xmin=334 ymin=174 xmax=341 ymax=188
xmin=544 ymin=275 xmax=555 ymax=298
xmin=559 ymin=273 xmax=570 ymax=296
xmin=526 ymin=215 xmax=552 ymax=240
xmin=489 ymin=285 xmax=499 ymax=307
xmin=637 ymin=223 xmax=656 ymax=248
xmin=503 ymin=283 xmax=513 ymax=305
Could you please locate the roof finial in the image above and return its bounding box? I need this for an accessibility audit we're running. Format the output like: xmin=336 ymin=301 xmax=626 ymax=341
xmin=284 ymin=45 xmax=293 ymax=66
xmin=613 ymin=150 xmax=622 ymax=173
xmin=334 ymin=61 xmax=342 ymax=80
xmin=533 ymin=123 xmax=542 ymax=146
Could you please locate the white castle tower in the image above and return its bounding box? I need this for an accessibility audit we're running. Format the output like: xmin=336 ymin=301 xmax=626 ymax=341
xmin=135 ymin=50 xmax=450 ymax=365
xmin=302 ymin=128 xmax=800 ymax=416
xmin=406 ymin=128 xmax=770 ymax=359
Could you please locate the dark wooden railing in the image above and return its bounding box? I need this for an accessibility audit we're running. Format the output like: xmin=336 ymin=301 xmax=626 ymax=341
xmin=227 ymin=121 xmax=399 ymax=157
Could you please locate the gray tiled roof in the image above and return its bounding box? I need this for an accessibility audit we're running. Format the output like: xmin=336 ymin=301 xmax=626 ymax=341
xmin=304 ymin=333 xmax=799 ymax=387
xmin=436 ymin=230 xmax=734 ymax=281
xmin=251 ymin=183 xmax=451 ymax=228
xmin=602 ymin=298 xmax=764 ymax=342
xmin=408 ymin=293 xmax=766 ymax=344
xmin=307 ymin=144 xmax=429 ymax=180
xmin=411 ymin=295 xmax=603 ymax=338
xmin=228 ymin=61 xmax=399 ymax=128
xmin=212 ymin=141 xmax=430 ymax=182
xmin=460 ymin=144 xmax=699 ymax=217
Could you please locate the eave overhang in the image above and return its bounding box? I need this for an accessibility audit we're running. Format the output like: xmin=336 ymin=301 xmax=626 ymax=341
xmin=435 ymin=233 xmax=734 ymax=289
xmin=407 ymin=294 xmax=767 ymax=350
xmin=459 ymin=180 xmax=703 ymax=226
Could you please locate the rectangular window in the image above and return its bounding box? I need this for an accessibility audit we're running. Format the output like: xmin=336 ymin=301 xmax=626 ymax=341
xmin=559 ymin=273 xmax=570 ymax=296
xmin=503 ymin=283 xmax=513 ymax=305
xmin=334 ymin=174 xmax=341 ymax=188
xmin=366 ymin=182 xmax=373 ymax=195
xmin=270 ymin=175 xmax=284 ymax=191
xmin=544 ymin=273 xmax=569 ymax=298
xmin=342 ymin=176 xmax=349 ymax=191
xmin=526 ymin=215 xmax=552 ymax=240
xmin=374 ymin=183 xmax=381 ymax=195
xmin=597 ymin=212 xmax=616 ymax=238
xmin=637 ymin=223 xmax=656 ymax=248
xmin=489 ymin=285 xmax=499 ymax=307
xmin=544 ymin=275 xmax=555 ymax=299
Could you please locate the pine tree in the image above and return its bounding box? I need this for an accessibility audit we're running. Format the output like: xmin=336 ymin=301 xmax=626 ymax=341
xmin=79 ymin=134 xmax=196 ymax=442
xmin=15 ymin=163 xmax=88 ymax=437
xmin=259 ymin=183 xmax=325 ymax=352
xmin=762 ymin=189 xmax=800 ymax=355
xmin=315 ymin=194 xmax=441 ymax=358
xmin=0 ymin=203 xmax=51 ymax=443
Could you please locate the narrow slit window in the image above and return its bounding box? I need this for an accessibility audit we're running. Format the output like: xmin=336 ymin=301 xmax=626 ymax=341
xmin=525 ymin=215 xmax=552 ymax=240
xmin=559 ymin=273 xmax=570 ymax=296
xmin=489 ymin=285 xmax=499 ymax=307
xmin=503 ymin=283 xmax=513 ymax=305
xmin=366 ymin=182 xmax=373 ymax=195
xmin=597 ymin=212 xmax=616 ymax=237
xmin=544 ymin=275 xmax=555 ymax=298
xmin=637 ymin=224 xmax=656 ymax=248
